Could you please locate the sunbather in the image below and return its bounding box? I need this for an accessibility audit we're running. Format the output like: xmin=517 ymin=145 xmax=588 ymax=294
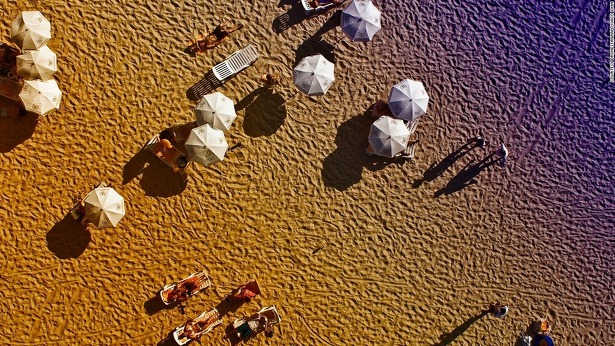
xmin=188 ymin=22 xmax=244 ymax=55
xmin=226 ymin=281 xmax=259 ymax=303
xmin=308 ymin=0 xmax=345 ymax=10
xmin=165 ymin=276 xmax=201 ymax=303
xmin=179 ymin=313 xmax=220 ymax=340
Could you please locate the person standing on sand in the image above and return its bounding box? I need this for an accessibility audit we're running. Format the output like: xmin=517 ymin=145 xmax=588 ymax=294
xmin=498 ymin=143 xmax=508 ymax=166
xmin=488 ymin=301 xmax=509 ymax=318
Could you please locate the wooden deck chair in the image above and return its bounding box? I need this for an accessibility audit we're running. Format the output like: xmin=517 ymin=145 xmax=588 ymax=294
xmin=212 ymin=44 xmax=259 ymax=82
xmin=401 ymin=140 xmax=419 ymax=161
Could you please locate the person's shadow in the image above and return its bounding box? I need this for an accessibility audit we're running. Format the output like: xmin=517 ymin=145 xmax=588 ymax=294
xmin=414 ymin=140 xmax=479 ymax=188
xmin=434 ymin=153 xmax=498 ymax=197
xmin=122 ymin=144 xmax=188 ymax=197
xmin=237 ymin=87 xmax=287 ymax=137
xmin=46 ymin=214 xmax=91 ymax=259
xmin=0 ymin=112 xmax=38 ymax=153
xmin=321 ymin=107 xmax=374 ymax=190
xmin=143 ymin=291 xmax=183 ymax=316
xmin=432 ymin=310 xmax=488 ymax=346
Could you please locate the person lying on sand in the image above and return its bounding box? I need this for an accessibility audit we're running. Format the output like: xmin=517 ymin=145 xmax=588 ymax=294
xmin=188 ymin=22 xmax=244 ymax=55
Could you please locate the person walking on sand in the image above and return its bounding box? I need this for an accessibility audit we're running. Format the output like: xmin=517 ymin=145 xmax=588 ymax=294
xmin=498 ymin=143 xmax=508 ymax=166
xmin=488 ymin=301 xmax=509 ymax=318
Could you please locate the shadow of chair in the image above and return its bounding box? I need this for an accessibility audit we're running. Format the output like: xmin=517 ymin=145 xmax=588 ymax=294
xmin=272 ymin=3 xmax=310 ymax=34
xmin=144 ymin=291 xmax=182 ymax=316
xmin=187 ymin=70 xmax=224 ymax=102
xmin=433 ymin=311 xmax=488 ymax=346
xmin=46 ymin=214 xmax=91 ymax=259
xmin=236 ymin=87 xmax=287 ymax=137
xmin=156 ymin=331 xmax=179 ymax=346
xmin=0 ymin=111 xmax=38 ymax=153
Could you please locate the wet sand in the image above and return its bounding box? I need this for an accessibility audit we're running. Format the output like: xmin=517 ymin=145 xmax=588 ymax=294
xmin=0 ymin=0 xmax=613 ymax=345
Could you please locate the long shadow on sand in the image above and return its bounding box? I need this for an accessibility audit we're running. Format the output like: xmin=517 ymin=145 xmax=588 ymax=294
xmin=294 ymin=35 xmax=336 ymax=66
xmin=46 ymin=214 xmax=91 ymax=259
xmin=236 ymin=87 xmax=287 ymax=137
xmin=122 ymin=147 xmax=188 ymax=198
xmin=144 ymin=291 xmax=183 ymax=316
xmin=0 ymin=112 xmax=38 ymax=153
xmin=433 ymin=153 xmax=499 ymax=197
xmin=413 ymin=140 xmax=482 ymax=188
xmin=433 ymin=311 xmax=488 ymax=346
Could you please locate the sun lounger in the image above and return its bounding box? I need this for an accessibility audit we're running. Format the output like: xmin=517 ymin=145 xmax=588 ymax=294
xmin=232 ymin=305 xmax=282 ymax=341
xmin=159 ymin=270 xmax=212 ymax=305
xmin=173 ymin=308 xmax=222 ymax=345
xmin=0 ymin=96 xmax=22 ymax=117
xmin=301 ymin=0 xmax=337 ymax=14
xmin=146 ymin=135 xmax=190 ymax=173
xmin=212 ymin=44 xmax=259 ymax=82
xmin=405 ymin=118 xmax=420 ymax=135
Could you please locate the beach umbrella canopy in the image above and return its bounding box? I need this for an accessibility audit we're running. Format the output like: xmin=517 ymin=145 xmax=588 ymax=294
xmin=84 ymin=187 xmax=125 ymax=228
xmin=368 ymin=115 xmax=410 ymax=158
xmin=293 ymin=54 xmax=335 ymax=96
xmin=388 ymin=79 xmax=429 ymax=122
xmin=19 ymin=79 xmax=62 ymax=115
xmin=11 ymin=11 xmax=52 ymax=50
xmin=341 ymin=0 xmax=382 ymax=42
xmin=16 ymin=45 xmax=58 ymax=81
xmin=185 ymin=124 xmax=228 ymax=166
xmin=194 ymin=92 xmax=236 ymax=131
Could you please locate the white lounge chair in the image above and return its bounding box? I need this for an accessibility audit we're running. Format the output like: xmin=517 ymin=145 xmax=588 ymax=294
xmin=173 ymin=308 xmax=222 ymax=345
xmin=159 ymin=271 xmax=212 ymax=305
xmin=405 ymin=118 xmax=420 ymax=135
xmin=212 ymin=44 xmax=259 ymax=82
xmin=301 ymin=0 xmax=337 ymax=15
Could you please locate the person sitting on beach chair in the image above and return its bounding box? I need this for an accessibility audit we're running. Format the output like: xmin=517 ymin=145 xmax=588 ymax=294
xmin=165 ymin=276 xmax=201 ymax=303
xmin=187 ymin=22 xmax=244 ymax=55
xmin=179 ymin=314 xmax=220 ymax=340
xmin=149 ymin=136 xmax=189 ymax=173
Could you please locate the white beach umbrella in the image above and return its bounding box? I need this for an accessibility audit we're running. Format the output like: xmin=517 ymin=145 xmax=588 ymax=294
xmin=19 ymin=79 xmax=62 ymax=115
xmin=341 ymin=0 xmax=382 ymax=42
xmin=11 ymin=11 xmax=52 ymax=50
xmin=368 ymin=115 xmax=410 ymax=158
xmin=194 ymin=92 xmax=236 ymax=131
xmin=293 ymin=54 xmax=335 ymax=96
xmin=388 ymin=79 xmax=429 ymax=122
xmin=16 ymin=46 xmax=58 ymax=81
xmin=185 ymin=124 xmax=228 ymax=166
xmin=84 ymin=187 xmax=125 ymax=228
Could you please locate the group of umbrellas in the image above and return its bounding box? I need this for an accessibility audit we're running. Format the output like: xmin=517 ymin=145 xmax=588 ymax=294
xmin=292 ymin=0 xmax=381 ymax=96
xmin=10 ymin=11 xmax=62 ymax=115
xmin=368 ymin=79 xmax=430 ymax=158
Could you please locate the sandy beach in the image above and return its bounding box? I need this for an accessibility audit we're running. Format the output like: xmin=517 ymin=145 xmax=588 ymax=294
xmin=0 ymin=0 xmax=613 ymax=345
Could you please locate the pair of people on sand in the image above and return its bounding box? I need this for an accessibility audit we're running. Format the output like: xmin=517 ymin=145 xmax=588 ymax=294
xmin=488 ymin=301 xmax=509 ymax=318
xmin=151 ymin=129 xmax=189 ymax=172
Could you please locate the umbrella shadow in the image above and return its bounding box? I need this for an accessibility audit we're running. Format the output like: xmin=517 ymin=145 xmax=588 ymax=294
xmin=294 ymin=35 xmax=336 ymax=66
xmin=272 ymin=3 xmax=309 ymax=34
xmin=122 ymin=144 xmax=188 ymax=198
xmin=413 ymin=139 xmax=481 ymax=188
xmin=309 ymin=10 xmax=342 ymax=39
xmin=237 ymin=87 xmax=287 ymax=137
xmin=434 ymin=153 xmax=499 ymax=197
xmin=46 ymin=214 xmax=91 ymax=259
xmin=432 ymin=311 xmax=488 ymax=346
xmin=322 ymin=108 xmax=374 ymax=191
xmin=0 ymin=111 xmax=38 ymax=153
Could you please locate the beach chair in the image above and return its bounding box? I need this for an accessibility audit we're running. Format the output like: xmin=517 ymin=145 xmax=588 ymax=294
xmin=0 ymin=96 xmax=22 ymax=118
xmin=173 ymin=308 xmax=222 ymax=345
xmin=0 ymin=76 xmax=22 ymax=102
xmin=146 ymin=135 xmax=190 ymax=173
xmin=232 ymin=305 xmax=282 ymax=341
xmin=301 ymin=0 xmax=338 ymax=15
xmin=212 ymin=44 xmax=259 ymax=82
xmin=159 ymin=270 xmax=212 ymax=305
xmin=405 ymin=118 xmax=420 ymax=136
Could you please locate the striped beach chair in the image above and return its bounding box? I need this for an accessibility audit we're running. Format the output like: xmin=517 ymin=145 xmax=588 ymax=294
xmin=212 ymin=44 xmax=259 ymax=82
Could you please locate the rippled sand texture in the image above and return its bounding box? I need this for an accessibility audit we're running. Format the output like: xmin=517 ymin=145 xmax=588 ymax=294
xmin=0 ymin=0 xmax=613 ymax=345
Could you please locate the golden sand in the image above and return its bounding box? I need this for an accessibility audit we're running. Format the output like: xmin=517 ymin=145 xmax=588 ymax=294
xmin=0 ymin=1 xmax=613 ymax=345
